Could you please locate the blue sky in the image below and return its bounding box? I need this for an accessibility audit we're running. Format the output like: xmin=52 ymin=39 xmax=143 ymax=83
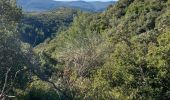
xmin=54 ymin=0 xmax=118 ymax=2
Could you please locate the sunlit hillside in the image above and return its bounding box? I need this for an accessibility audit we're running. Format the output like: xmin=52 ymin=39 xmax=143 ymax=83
xmin=0 ymin=0 xmax=170 ymax=100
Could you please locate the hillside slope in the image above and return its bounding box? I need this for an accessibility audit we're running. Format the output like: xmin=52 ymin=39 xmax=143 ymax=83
xmin=34 ymin=0 xmax=170 ymax=99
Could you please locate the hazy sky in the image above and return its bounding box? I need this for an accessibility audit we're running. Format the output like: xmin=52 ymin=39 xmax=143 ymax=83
xmin=54 ymin=0 xmax=118 ymax=2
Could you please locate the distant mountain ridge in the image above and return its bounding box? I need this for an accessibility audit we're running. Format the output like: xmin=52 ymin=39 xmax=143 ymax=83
xmin=17 ymin=0 xmax=116 ymax=12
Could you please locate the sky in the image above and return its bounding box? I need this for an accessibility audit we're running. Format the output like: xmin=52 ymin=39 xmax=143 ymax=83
xmin=54 ymin=0 xmax=118 ymax=2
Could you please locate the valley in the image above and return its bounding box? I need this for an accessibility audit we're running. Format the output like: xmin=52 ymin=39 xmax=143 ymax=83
xmin=0 ymin=0 xmax=170 ymax=100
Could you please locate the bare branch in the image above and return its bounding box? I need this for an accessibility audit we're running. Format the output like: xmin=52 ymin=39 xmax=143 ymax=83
xmin=5 ymin=68 xmax=28 ymax=93
xmin=0 ymin=67 xmax=11 ymax=96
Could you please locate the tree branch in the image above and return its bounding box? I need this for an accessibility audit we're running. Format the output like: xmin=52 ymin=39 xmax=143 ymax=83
xmin=0 ymin=67 xmax=11 ymax=98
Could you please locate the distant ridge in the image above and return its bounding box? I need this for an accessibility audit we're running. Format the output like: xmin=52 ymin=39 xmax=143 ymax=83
xmin=17 ymin=0 xmax=116 ymax=12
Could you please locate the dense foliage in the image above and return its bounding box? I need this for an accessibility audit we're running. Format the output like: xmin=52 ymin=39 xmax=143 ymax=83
xmin=1 ymin=0 xmax=170 ymax=100
xmin=0 ymin=0 xmax=34 ymax=99
xmin=0 ymin=1 xmax=62 ymax=99
xmin=20 ymin=8 xmax=78 ymax=46
xmin=35 ymin=0 xmax=170 ymax=99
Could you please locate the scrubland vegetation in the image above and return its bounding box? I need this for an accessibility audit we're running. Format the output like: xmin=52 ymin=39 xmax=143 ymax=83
xmin=0 ymin=0 xmax=170 ymax=100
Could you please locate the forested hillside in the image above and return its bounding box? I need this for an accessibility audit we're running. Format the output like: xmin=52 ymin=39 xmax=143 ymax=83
xmin=35 ymin=0 xmax=170 ymax=99
xmin=20 ymin=8 xmax=78 ymax=46
xmin=0 ymin=0 xmax=170 ymax=100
